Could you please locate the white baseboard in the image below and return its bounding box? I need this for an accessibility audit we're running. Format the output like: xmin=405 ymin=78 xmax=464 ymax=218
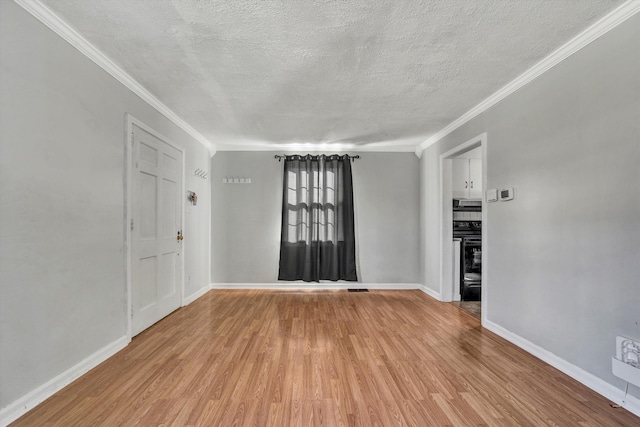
xmin=624 ymin=393 xmax=640 ymax=418
xmin=1 ymin=286 xmax=212 ymax=426
xmin=183 ymin=283 xmax=211 ymax=305
xmin=0 ymin=335 xmax=129 ymax=427
xmin=419 ymin=285 xmax=442 ymax=301
xmin=484 ymin=320 xmax=640 ymax=418
xmin=211 ymin=282 xmax=421 ymax=291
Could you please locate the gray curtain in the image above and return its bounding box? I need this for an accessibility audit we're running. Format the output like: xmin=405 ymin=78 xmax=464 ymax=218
xmin=278 ymin=154 xmax=357 ymax=282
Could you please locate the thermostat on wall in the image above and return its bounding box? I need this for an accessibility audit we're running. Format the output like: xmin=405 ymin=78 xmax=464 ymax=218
xmin=499 ymin=187 xmax=514 ymax=201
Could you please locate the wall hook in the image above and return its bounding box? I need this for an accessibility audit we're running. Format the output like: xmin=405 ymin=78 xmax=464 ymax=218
xmin=193 ymin=168 xmax=207 ymax=179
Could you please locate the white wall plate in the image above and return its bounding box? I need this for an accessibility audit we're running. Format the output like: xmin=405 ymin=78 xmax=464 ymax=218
xmin=486 ymin=188 xmax=498 ymax=202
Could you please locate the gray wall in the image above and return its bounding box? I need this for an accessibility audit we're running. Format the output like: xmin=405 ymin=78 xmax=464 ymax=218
xmin=420 ymin=13 xmax=639 ymax=399
xmin=0 ymin=2 xmax=211 ymax=410
xmin=211 ymin=152 xmax=420 ymax=283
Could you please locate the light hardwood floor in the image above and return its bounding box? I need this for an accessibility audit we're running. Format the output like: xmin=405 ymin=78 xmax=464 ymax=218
xmin=11 ymin=290 xmax=638 ymax=426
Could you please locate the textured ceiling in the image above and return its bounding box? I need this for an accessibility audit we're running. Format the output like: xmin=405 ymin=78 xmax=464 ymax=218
xmin=39 ymin=0 xmax=625 ymax=151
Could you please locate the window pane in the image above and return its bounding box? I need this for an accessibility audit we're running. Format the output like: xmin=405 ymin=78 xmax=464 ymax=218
xmin=326 ymin=207 xmax=335 ymax=242
xmin=326 ymin=170 xmax=335 ymax=203
xmin=287 ymin=171 xmax=297 ymax=203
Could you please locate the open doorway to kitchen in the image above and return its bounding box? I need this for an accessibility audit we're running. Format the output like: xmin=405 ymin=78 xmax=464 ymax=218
xmin=440 ymin=133 xmax=486 ymax=321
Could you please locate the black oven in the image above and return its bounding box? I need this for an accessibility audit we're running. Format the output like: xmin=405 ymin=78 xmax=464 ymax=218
xmin=453 ymin=199 xmax=482 ymax=301
xmin=460 ymin=236 xmax=481 ymax=301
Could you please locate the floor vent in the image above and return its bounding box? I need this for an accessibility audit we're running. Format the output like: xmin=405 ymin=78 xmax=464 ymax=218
xmin=348 ymin=289 xmax=369 ymax=292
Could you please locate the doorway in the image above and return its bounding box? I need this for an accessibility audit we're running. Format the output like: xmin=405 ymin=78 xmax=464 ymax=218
xmin=439 ymin=133 xmax=487 ymax=322
xmin=126 ymin=115 xmax=185 ymax=337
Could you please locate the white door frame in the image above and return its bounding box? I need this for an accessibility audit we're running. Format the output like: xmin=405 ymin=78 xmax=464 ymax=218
xmin=125 ymin=114 xmax=186 ymax=339
xmin=439 ymin=133 xmax=488 ymax=324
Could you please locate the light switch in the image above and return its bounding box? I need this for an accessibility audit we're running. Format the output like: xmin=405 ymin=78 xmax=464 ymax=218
xmin=486 ymin=189 xmax=498 ymax=203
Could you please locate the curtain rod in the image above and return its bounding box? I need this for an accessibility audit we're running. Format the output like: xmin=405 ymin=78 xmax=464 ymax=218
xmin=274 ymin=154 xmax=360 ymax=162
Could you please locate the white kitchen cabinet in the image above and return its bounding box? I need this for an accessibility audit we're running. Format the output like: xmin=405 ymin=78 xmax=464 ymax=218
xmin=452 ymin=158 xmax=482 ymax=199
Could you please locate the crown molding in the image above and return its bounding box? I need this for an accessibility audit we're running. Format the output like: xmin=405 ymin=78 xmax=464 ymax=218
xmin=15 ymin=0 xmax=216 ymax=156
xmin=214 ymin=141 xmax=418 ymax=153
xmin=415 ymin=0 xmax=640 ymax=156
xmin=16 ymin=0 xmax=638 ymax=158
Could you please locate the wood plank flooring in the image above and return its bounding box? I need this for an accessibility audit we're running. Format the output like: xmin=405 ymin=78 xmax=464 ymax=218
xmin=11 ymin=290 xmax=639 ymax=426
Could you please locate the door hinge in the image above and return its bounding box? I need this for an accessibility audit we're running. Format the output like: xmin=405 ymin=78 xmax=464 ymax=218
xmin=131 ymin=218 xmax=134 ymax=231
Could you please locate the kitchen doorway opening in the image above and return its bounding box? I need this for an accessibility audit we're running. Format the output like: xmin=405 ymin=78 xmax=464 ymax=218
xmin=439 ymin=133 xmax=487 ymax=323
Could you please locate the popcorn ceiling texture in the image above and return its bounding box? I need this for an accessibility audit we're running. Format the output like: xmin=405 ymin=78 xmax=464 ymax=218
xmin=40 ymin=0 xmax=623 ymax=150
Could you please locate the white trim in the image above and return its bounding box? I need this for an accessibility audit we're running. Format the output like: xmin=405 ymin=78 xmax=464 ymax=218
xmin=125 ymin=114 xmax=133 ymax=339
xmin=211 ymin=283 xmax=421 ymax=291
xmin=17 ymin=0 xmax=638 ymax=157
xmin=0 ymin=336 xmax=129 ymax=427
xmin=180 ymin=141 xmax=187 ymax=310
xmin=484 ymin=320 xmax=640 ymax=418
xmin=215 ymin=142 xmax=418 ymax=153
xmin=14 ymin=0 xmax=216 ymax=157
xmin=415 ymin=0 xmax=640 ymax=156
xmin=183 ymin=284 xmax=212 ymax=306
xmin=479 ymin=140 xmax=489 ymax=326
xmin=125 ymin=114 xmax=186 ymax=339
xmin=419 ymin=285 xmax=442 ymax=301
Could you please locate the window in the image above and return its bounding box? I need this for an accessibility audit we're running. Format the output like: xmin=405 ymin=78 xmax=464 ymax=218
xmin=278 ymin=155 xmax=357 ymax=282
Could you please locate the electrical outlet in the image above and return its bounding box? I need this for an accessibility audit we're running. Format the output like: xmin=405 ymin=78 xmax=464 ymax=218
xmin=616 ymin=336 xmax=640 ymax=367
xmin=613 ymin=336 xmax=640 ymax=387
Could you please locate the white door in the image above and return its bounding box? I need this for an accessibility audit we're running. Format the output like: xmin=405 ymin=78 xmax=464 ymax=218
xmin=131 ymin=123 xmax=183 ymax=336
